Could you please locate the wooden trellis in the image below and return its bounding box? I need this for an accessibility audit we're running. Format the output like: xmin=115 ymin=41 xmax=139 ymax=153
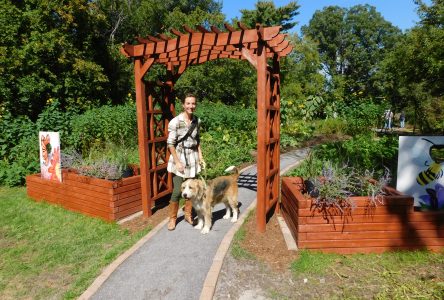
xmin=121 ymin=23 xmax=292 ymax=232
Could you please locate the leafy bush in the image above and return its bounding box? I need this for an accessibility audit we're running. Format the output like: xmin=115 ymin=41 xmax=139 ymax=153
xmin=313 ymin=133 xmax=398 ymax=180
xmin=200 ymin=130 xmax=256 ymax=179
xmin=342 ymin=101 xmax=383 ymax=135
xmin=314 ymin=118 xmax=348 ymax=136
xmin=0 ymin=102 xmax=140 ymax=185
xmin=301 ymin=95 xmax=325 ymax=120
xmin=0 ymin=138 xmax=40 ymax=186
xmin=0 ymin=113 xmax=35 ymax=160
xmin=68 ymin=102 xmax=138 ymax=154
xmin=0 ymin=113 xmax=39 ymax=186
xmin=35 ymin=100 xmax=75 ymax=140
xmin=196 ymin=101 xmax=257 ymax=132
xmin=280 ymin=120 xmax=316 ymax=149
xmin=280 ymin=97 xmax=303 ymax=125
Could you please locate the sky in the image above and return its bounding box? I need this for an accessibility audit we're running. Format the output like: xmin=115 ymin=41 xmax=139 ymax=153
xmin=221 ymin=0 xmax=431 ymax=33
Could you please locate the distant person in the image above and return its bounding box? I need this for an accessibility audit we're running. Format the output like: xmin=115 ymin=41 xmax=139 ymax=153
xmin=399 ymin=111 xmax=406 ymax=128
xmin=383 ymin=109 xmax=393 ymax=130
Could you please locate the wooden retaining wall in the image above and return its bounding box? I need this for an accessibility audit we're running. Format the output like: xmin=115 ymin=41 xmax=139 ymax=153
xmin=26 ymin=169 xmax=142 ymax=221
xmin=281 ymin=177 xmax=444 ymax=254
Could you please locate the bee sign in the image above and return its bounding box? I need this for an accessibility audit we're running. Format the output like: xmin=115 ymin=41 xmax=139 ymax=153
xmin=397 ymin=136 xmax=444 ymax=210
xmin=39 ymin=131 xmax=62 ymax=182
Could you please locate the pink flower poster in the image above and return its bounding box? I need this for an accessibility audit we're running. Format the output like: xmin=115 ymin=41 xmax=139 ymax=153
xmin=397 ymin=136 xmax=444 ymax=210
xmin=39 ymin=131 xmax=62 ymax=182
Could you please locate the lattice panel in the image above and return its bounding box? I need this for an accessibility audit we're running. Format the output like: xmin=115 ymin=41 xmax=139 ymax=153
xmin=147 ymin=169 xmax=169 ymax=197
xmin=143 ymin=83 xmax=174 ymax=204
xmin=267 ymin=144 xmax=278 ymax=171
xmin=152 ymin=96 xmax=162 ymax=110
xmin=268 ymin=110 xmax=279 ymax=140
xmin=153 ymin=114 xmax=167 ymax=138
xmin=262 ymin=58 xmax=281 ymax=220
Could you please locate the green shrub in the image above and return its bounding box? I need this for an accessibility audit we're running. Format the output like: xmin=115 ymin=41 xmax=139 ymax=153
xmin=196 ymin=102 xmax=256 ymax=132
xmin=0 ymin=113 xmax=35 ymax=160
xmin=0 ymin=137 xmax=40 ymax=186
xmin=36 ymin=100 xmax=75 ymax=140
xmin=342 ymin=101 xmax=383 ymax=135
xmin=314 ymin=118 xmax=347 ymax=136
xmin=0 ymin=113 xmax=40 ymax=186
xmin=200 ymin=130 xmax=256 ymax=178
xmin=280 ymin=96 xmax=303 ymax=125
xmin=68 ymin=102 xmax=138 ymax=154
xmin=281 ymin=120 xmax=316 ymax=148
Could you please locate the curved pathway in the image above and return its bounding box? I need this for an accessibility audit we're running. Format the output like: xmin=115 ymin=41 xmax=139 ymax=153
xmin=79 ymin=148 xmax=309 ymax=300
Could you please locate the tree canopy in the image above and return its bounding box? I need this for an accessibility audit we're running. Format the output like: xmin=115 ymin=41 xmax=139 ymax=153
xmin=0 ymin=0 xmax=109 ymax=119
xmin=302 ymin=4 xmax=401 ymax=99
xmin=238 ymin=0 xmax=299 ymax=31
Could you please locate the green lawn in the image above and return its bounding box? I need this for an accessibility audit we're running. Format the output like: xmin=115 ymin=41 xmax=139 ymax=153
xmin=290 ymin=250 xmax=444 ymax=299
xmin=0 ymin=187 xmax=151 ymax=299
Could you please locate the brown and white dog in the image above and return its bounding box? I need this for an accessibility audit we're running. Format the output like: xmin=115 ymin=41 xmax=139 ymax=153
xmin=181 ymin=166 xmax=239 ymax=234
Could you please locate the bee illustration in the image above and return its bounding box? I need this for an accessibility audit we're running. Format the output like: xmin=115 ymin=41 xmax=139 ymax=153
xmin=416 ymin=138 xmax=444 ymax=186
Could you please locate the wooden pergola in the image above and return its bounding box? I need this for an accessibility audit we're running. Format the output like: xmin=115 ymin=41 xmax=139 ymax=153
xmin=120 ymin=23 xmax=292 ymax=232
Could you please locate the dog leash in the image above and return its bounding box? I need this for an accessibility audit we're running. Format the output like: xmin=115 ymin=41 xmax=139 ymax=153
xmin=198 ymin=160 xmax=208 ymax=190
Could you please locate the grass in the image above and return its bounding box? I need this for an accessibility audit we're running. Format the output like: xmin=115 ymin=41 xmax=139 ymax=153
xmin=291 ymin=250 xmax=342 ymax=274
xmin=0 ymin=187 xmax=151 ymax=299
xmin=290 ymin=250 xmax=444 ymax=299
xmin=230 ymin=210 xmax=255 ymax=260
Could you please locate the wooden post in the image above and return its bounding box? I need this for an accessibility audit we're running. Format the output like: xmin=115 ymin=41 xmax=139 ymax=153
xmin=256 ymin=40 xmax=267 ymax=233
xmin=134 ymin=58 xmax=154 ymax=217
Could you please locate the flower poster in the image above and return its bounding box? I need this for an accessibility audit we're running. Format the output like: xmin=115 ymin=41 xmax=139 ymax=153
xmin=39 ymin=131 xmax=62 ymax=182
xmin=397 ymin=136 xmax=444 ymax=210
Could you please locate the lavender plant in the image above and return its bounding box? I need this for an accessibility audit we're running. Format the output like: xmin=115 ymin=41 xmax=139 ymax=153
xmin=306 ymin=160 xmax=392 ymax=215
xmin=308 ymin=161 xmax=358 ymax=215
xmin=359 ymin=167 xmax=392 ymax=206
xmin=59 ymin=143 xmax=135 ymax=180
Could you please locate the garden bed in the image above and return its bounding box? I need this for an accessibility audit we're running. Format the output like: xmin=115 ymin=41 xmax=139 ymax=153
xmin=26 ymin=169 xmax=142 ymax=221
xmin=281 ymin=176 xmax=444 ymax=254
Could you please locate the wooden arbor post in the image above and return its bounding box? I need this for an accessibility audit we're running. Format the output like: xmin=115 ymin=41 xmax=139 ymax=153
xmin=121 ymin=23 xmax=292 ymax=230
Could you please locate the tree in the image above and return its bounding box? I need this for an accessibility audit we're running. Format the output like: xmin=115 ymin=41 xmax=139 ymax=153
xmin=302 ymin=5 xmax=401 ymax=100
xmin=279 ymin=34 xmax=326 ymax=121
xmin=96 ymin=0 xmax=224 ymax=43
xmin=238 ymin=0 xmax=299 ymax=31
xmin=0 ymin=0 xmax=109 ymax=119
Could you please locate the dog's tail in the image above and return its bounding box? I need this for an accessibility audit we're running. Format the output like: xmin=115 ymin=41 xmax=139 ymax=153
xmin=224 ymin=165 xmax=240 ymax=177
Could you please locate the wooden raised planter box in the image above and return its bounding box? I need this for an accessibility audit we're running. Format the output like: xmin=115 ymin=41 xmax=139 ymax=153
xmin=281 ymin=176 xmax=444 ymax=254
xmin=26 ymin=169 xmax=142 ymax=222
